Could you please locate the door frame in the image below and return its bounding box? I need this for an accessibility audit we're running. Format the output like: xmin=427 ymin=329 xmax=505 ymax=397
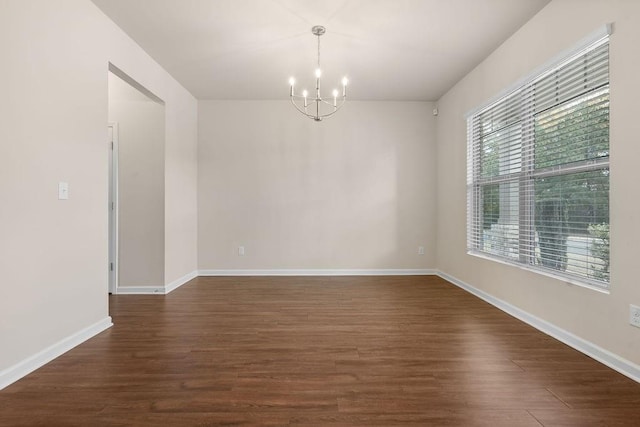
xmin=108 ymin=122 xmax=119 ymax=294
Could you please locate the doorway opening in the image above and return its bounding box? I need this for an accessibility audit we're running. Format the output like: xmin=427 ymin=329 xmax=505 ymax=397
xmin=108 ymin=63 xmax=165 ymax=295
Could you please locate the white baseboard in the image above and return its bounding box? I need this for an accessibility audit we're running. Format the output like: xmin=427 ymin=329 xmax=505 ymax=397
xmin=0 ymin=317 xmax=113 ymax=390
xmin=436 ymin=270 xmax=640 ymax=384
xmin=115 ymin=286 xmax=165 ymax=295
xmin=198 ymin=268 xmax=436 ymax=276
xmin=115 ymin=270 xmax=198 ymax=295
xmin=164 ymin=270 xmax=198 ymax=294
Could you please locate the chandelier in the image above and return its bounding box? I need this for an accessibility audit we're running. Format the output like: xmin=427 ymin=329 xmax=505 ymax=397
xmin=289 ymin=26 xmax=348 ymax=122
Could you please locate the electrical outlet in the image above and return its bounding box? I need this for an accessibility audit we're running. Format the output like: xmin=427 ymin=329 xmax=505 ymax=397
xmin=418 ymin=246 xmax=425 ymax=255
xmin=630 ymin=305 xmax=640 ymax=328
xmin=238 ymin=246 xmax=245 ymax=256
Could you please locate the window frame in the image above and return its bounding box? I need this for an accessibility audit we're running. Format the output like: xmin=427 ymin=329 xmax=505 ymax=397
xmin=465 ymin=26 xmax=611 ymax=292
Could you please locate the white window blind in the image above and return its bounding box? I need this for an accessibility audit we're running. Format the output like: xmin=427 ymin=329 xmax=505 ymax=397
xmin=467 ymin=37 xmax=610 ymax=289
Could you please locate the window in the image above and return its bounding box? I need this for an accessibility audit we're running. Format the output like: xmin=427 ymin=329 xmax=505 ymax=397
xmin=467 ymin=34 xmax=610 ymax=290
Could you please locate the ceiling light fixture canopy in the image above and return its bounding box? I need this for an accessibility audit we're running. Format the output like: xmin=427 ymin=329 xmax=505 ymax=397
xmin=289 ymin=25 xmax=348 ymax=122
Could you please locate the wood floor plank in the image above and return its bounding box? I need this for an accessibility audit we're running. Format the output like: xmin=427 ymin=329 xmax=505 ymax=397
xmin=1 ymin=275 xmax=639 ymax=426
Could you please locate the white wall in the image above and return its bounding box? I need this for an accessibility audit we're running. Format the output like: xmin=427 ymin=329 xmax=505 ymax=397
xmin=0 ymin=0 xmax=197 ymax=377
xmin=198 ymin=101 xmax=436 ymax=271
xmin=108 ymin=72 xmax=165 ymax=287
xmin=436 ymin=0 xmax=640 ymax=365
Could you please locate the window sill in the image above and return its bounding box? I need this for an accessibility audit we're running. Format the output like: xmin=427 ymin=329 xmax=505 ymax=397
xmin=466 ymin=250 xmax=610 ymax=294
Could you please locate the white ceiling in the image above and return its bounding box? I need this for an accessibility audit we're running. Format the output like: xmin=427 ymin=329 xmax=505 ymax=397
xmin=92 ymin=0 xmax=550 ymax=101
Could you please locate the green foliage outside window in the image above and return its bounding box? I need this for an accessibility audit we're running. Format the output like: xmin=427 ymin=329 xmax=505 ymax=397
xmin=589 ymin=223 xmax=610 ymax=282
xmin=534 ymin=89 xmax=609 ymax=279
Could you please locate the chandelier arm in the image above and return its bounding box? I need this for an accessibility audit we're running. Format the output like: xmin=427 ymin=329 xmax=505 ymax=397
xmin=291 ymin=95 xmax=327 ymax=105
xmin=317 ymin=98 xmax=347 ymax=119
xmin=290 ymin=97 xmax=317 ymax=118
xmin=290 ymin=95 xmax=347 ymax=105
xmin=290 ymin=96 xmax=347 ymax=121
xmin=319 ymin=97 xmax=345 ymax=107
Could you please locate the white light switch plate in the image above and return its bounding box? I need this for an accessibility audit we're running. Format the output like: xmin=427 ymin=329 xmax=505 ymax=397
xmin=58 ymin=182 xmax=69 ymax=200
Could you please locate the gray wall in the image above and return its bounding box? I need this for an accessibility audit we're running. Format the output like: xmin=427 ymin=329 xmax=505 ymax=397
xmin=198 ymin=101 xmax=437 ymax=270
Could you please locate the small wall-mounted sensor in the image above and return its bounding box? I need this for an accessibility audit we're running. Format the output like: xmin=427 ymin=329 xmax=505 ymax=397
xmin=238 ymin=246 xmax=245 ymax=256
xmin=432 ymin=108 xmax=439 ymax=116
xmin=631 ymin=304 xmax=640 ymax=328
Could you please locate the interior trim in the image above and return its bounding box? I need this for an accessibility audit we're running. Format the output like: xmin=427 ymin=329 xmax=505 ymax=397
xmin=0 ymin=317 xmax=113 ymax=390
xmin=198 ymin=269 xmax=437 ymax=276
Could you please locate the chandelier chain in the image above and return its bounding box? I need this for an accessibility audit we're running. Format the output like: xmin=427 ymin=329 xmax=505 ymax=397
xmin=317 ymin=33 xmax=321 ymax=68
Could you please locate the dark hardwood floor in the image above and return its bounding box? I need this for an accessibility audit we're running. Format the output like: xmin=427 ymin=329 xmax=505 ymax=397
xmin=2 ymin=275 xmax=640 ymax=426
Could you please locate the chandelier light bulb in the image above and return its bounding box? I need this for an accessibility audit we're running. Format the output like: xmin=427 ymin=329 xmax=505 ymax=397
xmin=332 ymin=89 xmax=339 ymax=98
xmin=342 ymin=77 xmax=349 ymax=86
xmin=289 ymin=77 xmax=295 ymax=86
xmin=302 ymin=90 xmax=308 ymax=98
xmin=315 ymin=68 xmax=322 ymax=78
